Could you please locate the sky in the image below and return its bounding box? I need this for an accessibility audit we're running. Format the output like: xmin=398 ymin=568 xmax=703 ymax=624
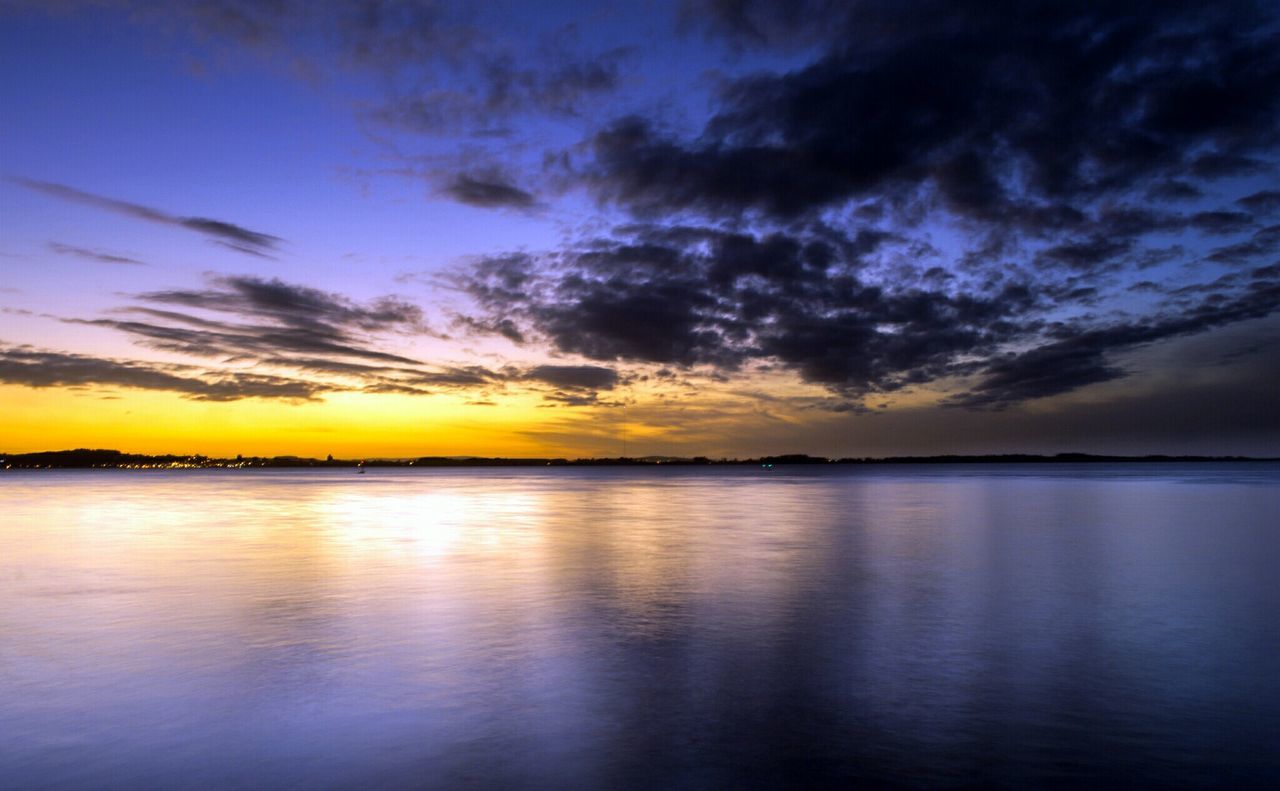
xmin=1 ymin=0 xmax=1278 ymax=458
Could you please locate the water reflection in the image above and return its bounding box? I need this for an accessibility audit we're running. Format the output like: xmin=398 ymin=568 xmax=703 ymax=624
xmin=1 ymin=466 xmax=1277 ymax=788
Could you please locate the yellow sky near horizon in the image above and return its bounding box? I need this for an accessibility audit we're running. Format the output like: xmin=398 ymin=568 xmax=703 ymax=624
xmin=0 ymin=373 xmax=898 ymax=459
xmin=0 ymin=385 xmax=568 ymax=458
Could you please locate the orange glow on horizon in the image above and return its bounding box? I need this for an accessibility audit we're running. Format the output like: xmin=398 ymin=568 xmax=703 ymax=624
xmin=0 ymin=385 xmax=577 ymax=458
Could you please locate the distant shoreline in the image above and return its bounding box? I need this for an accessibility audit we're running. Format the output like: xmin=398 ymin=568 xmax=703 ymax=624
xmin=2 ymin=449 xmax=1276 ymax=470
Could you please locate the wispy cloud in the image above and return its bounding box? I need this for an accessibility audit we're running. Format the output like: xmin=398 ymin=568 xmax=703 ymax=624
xmin=47 ymin=242 xmax=147 ymax=266
xmin=15 ymin=178 xmax=281 ymax=257
xmin=54 ymin=273 xmax=627 ymax=404
xmin=442 ymin=172 xmax=539 ymax=210
xmin=0 ymin=343 xmax=326 ymax=401
xmin=69 ymin=275 xmax=431 ymax=371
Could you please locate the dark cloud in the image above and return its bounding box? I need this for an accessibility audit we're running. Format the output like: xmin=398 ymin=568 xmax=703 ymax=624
xmin=23 ymin=1 xmax=630 ymax=131
xmin=407 ymin=366 xmax=498 ymax=388
xmin=952 ymin=272 xmax=1280 ymax=408
xmin=47 ymin=242 xmax=147 ymax=266
xmin=1206 ymin=224 xmax=1280 ymax=265
xmin=478 ymin=46 xmax=629 ymax=119
xmin=253 ymin=356 xmax=425 ymax=378
xmin=443 ymin=173 xmax=538 ymax=209
xmin=53 ymin=272 xmax=464 ymax=404
xmin=360 ymin=35 xmax=629 ymax=203
xmin=61 ymin=274 xmax=452 ymax=396
xmin=15 ymin=178 xmax=280 ymax=256
xmin=137 ymin=275 xmax=425 ymax=335
xmin=522 ymin=364 xmax=619 ymax=391
xmin=0 ymin=344 xmax=325 ymax=401
xmin=773 ymin=335 xmax=1280 ymax=455
xmin=459 ymin=0 xmax=1280 ymax=416
xmin=1237 ymin=191 xmax=1280 ymax=215
xmin=51 ymin=272 xmax=636 ymax=403
xmin=70 ymin=314 xmax=421 ymax=367
xmin=11 ymin=0 xmax=1280 ymax=430
xmin=947 ymin=343 xmax=1128 ymax=410
xmin=582 ymin=2 xmax=1280 ymax=226
xmin=366 ymin=46 xmax=630 ymax=137
xmin=680 ymin=0 xmax=857 ymax=51
xmin=1190 ymin=211 xmax=1255 ymax=235
xmin=1145 ymin=180 xmax=1204 ymax=202
xmin=1037 ymin=237 xmax=1133 ymax=272
xmin=541 ymin=391 xmax=608 ymax=407
xmin=459 ymin=210 xmax=1280 ymax=408
xmin=1189 ymin=153 xmax=1269 ymax=180
xmin=458 ymin=225 xmax=1041 ymax=397
xmin=530 ymin=273 xmax=732 ymax=367
xmin=142 ymin=0 xmax=628 ymax=142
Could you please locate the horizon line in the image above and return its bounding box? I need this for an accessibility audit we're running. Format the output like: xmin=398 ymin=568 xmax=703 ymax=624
xmin=3 ymin=448 xmax=1278 ymax=470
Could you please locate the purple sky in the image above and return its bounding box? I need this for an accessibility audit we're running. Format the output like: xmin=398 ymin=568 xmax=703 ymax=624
xmin=2 ymin=1 xmax=1278 ymax=457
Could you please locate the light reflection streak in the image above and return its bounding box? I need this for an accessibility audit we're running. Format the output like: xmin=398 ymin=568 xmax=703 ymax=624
xmin=0 ymin=467 xmax=1277 ymax=788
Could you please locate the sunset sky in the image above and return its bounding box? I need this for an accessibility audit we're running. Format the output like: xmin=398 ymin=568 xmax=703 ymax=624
xmin=2 ymin=0 xmax=1278 ymax=458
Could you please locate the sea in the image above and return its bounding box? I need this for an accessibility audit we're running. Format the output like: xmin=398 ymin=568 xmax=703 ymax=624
xmin=2 ymin=464 xmax=1277 ymax=788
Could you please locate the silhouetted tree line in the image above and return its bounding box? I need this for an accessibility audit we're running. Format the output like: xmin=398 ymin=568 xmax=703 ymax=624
xmin=1 ymin=448 xmax=1270 ymax=469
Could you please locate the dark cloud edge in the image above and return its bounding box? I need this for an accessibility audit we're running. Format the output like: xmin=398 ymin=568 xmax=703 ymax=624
xmin=452 ymin=223 xmax=1280 ymax=411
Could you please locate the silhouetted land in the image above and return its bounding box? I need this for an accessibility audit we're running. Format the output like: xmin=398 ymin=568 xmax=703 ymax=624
xmin=1 ymin=449 xmax=1274 ymax=470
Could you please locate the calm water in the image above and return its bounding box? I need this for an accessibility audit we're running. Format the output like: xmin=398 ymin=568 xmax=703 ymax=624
xmin=1 ymin=464 xmax=1277 ymax=789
